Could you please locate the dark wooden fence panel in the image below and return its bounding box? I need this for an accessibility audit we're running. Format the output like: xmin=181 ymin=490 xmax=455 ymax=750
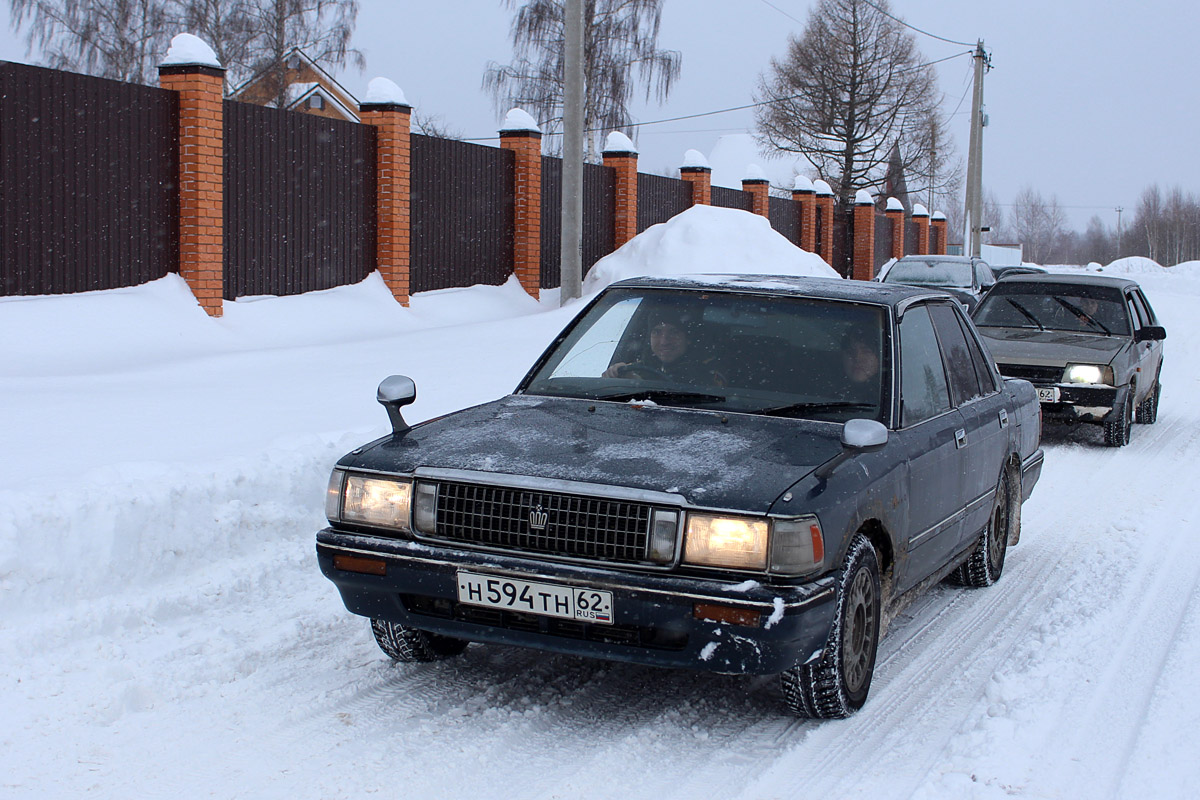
xmin=540 ymin=158 xmax=615 ymax=288
xmin=0 ymin=62 xmax=178 ymax=296
xmin=224 ymin=101 xmax=374 ymax=298
xmin=832 ymin=206 xmax=850 ymax=277
xmin=905 ymin=218 xmax=921 ymax=255
xmin=711 ymin=185 xmax=751 ymax=211
xmin=769 ymin=196 xmax=800 ymax=246
xmin=874 ymin=212 xmax=893 ymax=268
xmin=411 ymin=134 xmax=513 ymax=292
xmin=637 ymin=173 xmax=692 ymax=232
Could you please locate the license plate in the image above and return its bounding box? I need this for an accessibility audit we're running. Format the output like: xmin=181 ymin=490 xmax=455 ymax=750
xmin=1037 ymin=387 xmax=1060 ymax=402
xmin=456 ymin=570 xmax=614 ymax=625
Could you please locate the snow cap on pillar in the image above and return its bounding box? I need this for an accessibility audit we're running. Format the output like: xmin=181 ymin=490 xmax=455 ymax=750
xmin=603 ymin=131 xmax=637 ymax=154
xmin=362 ymin=77 xmax=409 ymax=107
xmin=792 ymin=174 xmax=815 ymax=192
xmin=681 ymin=149 xmax=711 ymax=170
xmin=743 ymin=164 xmax=768 ymax=182
xmin=813 ymin=179 xmax=834 ymax=196
xmin=912 ymin=203 xmax=930 ymax=217
xmin=932 ymin=210 xmax=947 ymax=220
xmin=500 ymin=108 xmax=542 ymax=134
xmin=885 ymin=196 xmax=904 ymax=211
xmin=160 ymin=33 xmax=221 ymax=68
xmin=854 ymin=189 xmax=875 ymax=205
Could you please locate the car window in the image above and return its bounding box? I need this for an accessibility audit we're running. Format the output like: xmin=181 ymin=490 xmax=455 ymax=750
xmin=955 ymin=309 xmax=998 ymax=395
xmin=883 ymin=259 xmax=973 ymax=288
xmin=1132 ymin=289 xmax=1158 ymax=325
xmin=928 ymin=303 xmax=982 ymax=406
xmin=898 ymin=304 xmax=952 ymax=426
xmin=974 ymin=262 xmax=993 ymax=288
xmin=1125 ymin=296 xmax=1144 ymax=331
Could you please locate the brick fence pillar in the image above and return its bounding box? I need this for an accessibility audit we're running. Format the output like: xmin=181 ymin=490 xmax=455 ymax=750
xmin=680 ymin=149 xmax=711 ymax=206
xmin=602 ymin=133 xmax=639 ymax=249
xmin=815 ymin=181 xmax=835 ymax=266
xmin=852 ymin=191 xmax=876 ymax=281
xmin=931 ymin=212 xmax=948 ymax=254
xmin=360 ymin=82 xmax=413 ymax=305
xmin=886 ymin=198 xmax=905 ymax=260
xmin=500 ymin=109 xmax=543 ymax=298
xmin=743 ymin=172 xmax=770 ymax=218
xmin=159 ymin=53 xmax=225 ymax=317
xmin=912 ymin=204 xmax=930 ymax=254
xmin=792 ymin=176 xmax=816 ymax=253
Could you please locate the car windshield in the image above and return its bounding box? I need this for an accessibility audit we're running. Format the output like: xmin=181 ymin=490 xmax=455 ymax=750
xmin=972 ymin=282 xmax=1131 ymax=336
xmin=521 ymin=287 xmax=890 ymax=424
xmin=883 ymin=259 xmax=973 ymax=288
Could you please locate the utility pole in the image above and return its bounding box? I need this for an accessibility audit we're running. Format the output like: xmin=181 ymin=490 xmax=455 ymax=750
xmin=963 ymin=40 xmax=989 ymax=258
xmin=560 ymin=0 xmax=584 ymax=302
xmin=1115 ymin=206 xmax=1124 ymax=257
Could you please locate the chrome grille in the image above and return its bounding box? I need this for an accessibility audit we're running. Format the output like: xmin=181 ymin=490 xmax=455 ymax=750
xmin=998 ymin=363 xmax=1062 ymax=384
xmin=429 ymin=480 xmax=652 ymax=563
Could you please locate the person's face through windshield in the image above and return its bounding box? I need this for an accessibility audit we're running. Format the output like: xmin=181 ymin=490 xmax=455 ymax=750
xmin=649 ymin=319 xmax=689 ymax=364
xmin=843 ymin=339 xmax=880 ymax=384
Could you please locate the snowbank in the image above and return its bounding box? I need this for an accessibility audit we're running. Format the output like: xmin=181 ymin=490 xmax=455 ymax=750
xmin=582 ymin=205 xmax=839 ymax=294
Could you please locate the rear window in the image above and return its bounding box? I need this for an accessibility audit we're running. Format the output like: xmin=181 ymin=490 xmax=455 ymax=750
xmin=883 ymin=259 xmax=973 ymax=288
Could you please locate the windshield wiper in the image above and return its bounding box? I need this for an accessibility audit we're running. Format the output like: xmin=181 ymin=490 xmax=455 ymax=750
xmin=1053 ymin=296 xmax=1111 ymax=334
xmin=756 ymin=401 xmax=876 ymax=418
xmin=1005 ymin=298 xmax=1046 ymax=331
xmin=596 ymin=389 xmax=727 ymax=406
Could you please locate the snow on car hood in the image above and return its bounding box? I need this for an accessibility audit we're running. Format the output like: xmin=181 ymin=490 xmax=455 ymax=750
xmin=976 ymin=326 xmax=1127 ymax=366
xmin=342 ymin=395 xmax=846 ymax=512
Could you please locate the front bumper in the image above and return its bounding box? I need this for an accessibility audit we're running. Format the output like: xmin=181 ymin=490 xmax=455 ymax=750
xmin=316 ymin=528 xmax=837 ymax=675
xmin=1034 ymin=383 xmax=1125 ymax=424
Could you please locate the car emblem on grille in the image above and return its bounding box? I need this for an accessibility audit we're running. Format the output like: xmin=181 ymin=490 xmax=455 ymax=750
xmin=528 ymin=505 xmax=549 ymax=531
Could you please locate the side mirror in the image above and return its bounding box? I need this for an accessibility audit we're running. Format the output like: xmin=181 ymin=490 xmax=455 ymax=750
xmin=377 ymin=375 xmax=417 ymax=434
xmin=842 ymin=418 xmax=889 ymax=451
xmin=1135 ymin=325 xmax=1166 ymax=342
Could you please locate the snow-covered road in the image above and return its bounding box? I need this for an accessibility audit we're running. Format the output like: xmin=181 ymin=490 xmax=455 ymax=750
xmin=2 ymin=265 xmax=1198 ymax=799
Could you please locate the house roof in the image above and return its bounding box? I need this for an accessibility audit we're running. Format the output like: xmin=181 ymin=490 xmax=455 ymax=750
xmin=229 ymin=47 xmax=360 ymax=115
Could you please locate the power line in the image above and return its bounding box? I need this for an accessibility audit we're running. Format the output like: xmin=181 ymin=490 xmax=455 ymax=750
xmin=756 ymin=0 xmax=805 ymax=26
xmin=859 ymin=0 xmax=976 ymax=48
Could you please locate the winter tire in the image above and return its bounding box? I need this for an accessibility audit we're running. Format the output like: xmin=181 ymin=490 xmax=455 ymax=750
xmin=951 ymin=469 xmax=1012 ymax=588
xmin=780 ymin=534 xmax=881 ymax=718
xmin=1135 ymin=380 xmax=1160 ymax=425
xmin=1104 ymin=394 xmax=1132 ymax=447
xmin=371 ymin=618 xmax=469 ymax=662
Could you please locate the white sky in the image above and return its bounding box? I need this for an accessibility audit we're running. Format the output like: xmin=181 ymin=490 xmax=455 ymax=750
xmin=3 ymin=0 xmax=1198 ymax=229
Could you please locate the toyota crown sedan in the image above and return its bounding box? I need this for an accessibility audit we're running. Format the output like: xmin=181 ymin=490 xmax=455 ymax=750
xmin=317 ymin=275 xmax=1044 ymax=718
xmin=971 ymin=273 xmax=1165 ymax=447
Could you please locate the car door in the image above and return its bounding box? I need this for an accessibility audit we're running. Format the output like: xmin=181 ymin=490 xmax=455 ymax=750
xmin=895 ymin=303 xmax=967 ymax=592
xmin=928 ymin=302 xmax=1009 ymax=549
xmin=1128 ymin=289 xmax=1164 ymax=399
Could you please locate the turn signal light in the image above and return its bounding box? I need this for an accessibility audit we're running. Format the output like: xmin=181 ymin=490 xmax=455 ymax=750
xmin=693 ymin=602 xmax=761 ymax=627
xmin=333 ymin=554 xmax=387 ymax=576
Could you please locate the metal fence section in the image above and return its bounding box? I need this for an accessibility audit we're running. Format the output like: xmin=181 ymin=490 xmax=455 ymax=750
xmin=224 ymin=101 xmax=375 ymax=299
xmin=0 ymin=62 xmax=178 ymax=296
xmin=540 ymin=157 xmax=615 ymax=288
xmin=874 ymin=212 xmax=893 ymax=269
xmin=411 ymin=134 xmax=514 ymax=292
xmin=905 ymin=218 xmax=922 ymax=256
xmin=637 ymin=173 xmax=692 ymax=232
xmin=711 ymin=185 xmax=751 ymax=212
xmin=769 ymin=196 xmax=800 ymax=246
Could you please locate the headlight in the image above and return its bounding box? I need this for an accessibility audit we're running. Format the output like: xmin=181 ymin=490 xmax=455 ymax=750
xmin=336 ymin=473 xmax=413 ymax=532
xmin=1063 ymin=363 xmax=1114 ymax=385
xmin=684 ymin=513 xmax=769 ymax=570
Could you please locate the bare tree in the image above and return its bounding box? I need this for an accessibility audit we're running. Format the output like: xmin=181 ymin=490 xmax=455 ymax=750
xmin=484 ymin=0 xmax=681 ymax=160
xmin=174 ymin=0 xmax=256 ymax=86
xmin=9 ymin=0 xmax=172 ymax=84
xmin=754 ymin=0 xmax=954 ymax=207
xmin=1009 ymin=185 xmax=1067 ymax=264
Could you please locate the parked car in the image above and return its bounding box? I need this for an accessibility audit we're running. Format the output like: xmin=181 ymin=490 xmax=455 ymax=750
xmin=992 ymin=265 xmax=1047 ymax=280
xmin=877 ymin=255 xmax=997 ymax=310
xmin=971 ymin=273 xmax=1166 ymax=447
xmin=316 ymin=275 xmax=1044 ymax=718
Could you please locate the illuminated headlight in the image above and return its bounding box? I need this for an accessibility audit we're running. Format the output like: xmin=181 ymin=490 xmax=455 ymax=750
xmin=769 ymin=516 xmax=826 ymax=577
xmin=329 ymin=471 xmax=413 ymax=532
xmin=684 ymin=513 xmax=769 ymax=570
xmin=1063 ymin=364 xmax=1114 ymax=385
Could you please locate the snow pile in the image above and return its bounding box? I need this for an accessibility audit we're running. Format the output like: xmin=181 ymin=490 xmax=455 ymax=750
xmin=582 ymin=205 xmax=839 ymax=293
xmin=1098 ymin=256 xmax=1165 ymax=274
xmin=160 ymin=33 xmax=221 ymax=67
xmin=363 ymin=77 xmax=408 ymax=105
xmin=501 ymin=108 xmax=540 ymax=132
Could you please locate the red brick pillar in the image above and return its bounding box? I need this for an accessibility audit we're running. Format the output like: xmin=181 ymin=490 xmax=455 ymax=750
xmin=912 ymin=204 xmax=930 ymax=254
xmin=931 ymin=213 xmax=948 ymax=255
xmin=743 ymin=171 xmax=770 ymax=218
xmin=360 ymin=91 xmax=413 ymax=305
xmin=792 ymin=176 xmax=816 ymax=253
xmin=680 ymin=149 xmax=711 ymax=206
xmin=159 ymin=56 xmax=225 ymax=317
xmin=500 ymin=110 xmax=543 ymax=298
xmin=602 ymin=133 xmax=639 ymax=248
xmin=885 ymin=198 xmax=905 ymax=260
xmin=815 ymin=181 xmax=835 ymax=266
xmin=852 ymin=190 xmax=876 ymax=281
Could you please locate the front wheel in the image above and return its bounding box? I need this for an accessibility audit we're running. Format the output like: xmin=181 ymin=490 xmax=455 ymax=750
xmin=780 ymin=534 xmax=881 ymax=718
xmin=1104 ymin=395 xmax=1132 ymax=447
xmin=371 ymin=619 xmax=469 ymax=662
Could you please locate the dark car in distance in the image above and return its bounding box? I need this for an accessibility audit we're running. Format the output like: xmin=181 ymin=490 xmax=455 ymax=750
xmin=317 ymin=275 xmax=1044 ymax=718
xmin=971 ymin=273 xmax=1166 ymax=447
xmin=877 ymin=255 xmax=997 ymax=311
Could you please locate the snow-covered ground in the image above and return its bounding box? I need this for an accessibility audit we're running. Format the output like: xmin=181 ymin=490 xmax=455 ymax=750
xmin=2 ymin=211 xmax=1198 ymax=798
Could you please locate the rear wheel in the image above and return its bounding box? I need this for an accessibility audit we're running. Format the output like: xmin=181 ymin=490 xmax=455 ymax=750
xmin=370 ymin=619 xmax=469 ymax=662
xmin=1103 ymin=394 xmax=1132 ymax=447
xmin=780 ymin=534 xmax=881 ymax=718
xmin=1135 ymin=380 xmax=1161 ymax=425
xmin=952 ymin=469 xmax=1012 ymax=587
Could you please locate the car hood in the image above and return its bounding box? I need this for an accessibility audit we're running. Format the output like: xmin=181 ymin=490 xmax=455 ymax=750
xmin=976 ymin=326 xmax=1126 ymax=366
xmin=342 ymin=395 xmax=847 ymax=512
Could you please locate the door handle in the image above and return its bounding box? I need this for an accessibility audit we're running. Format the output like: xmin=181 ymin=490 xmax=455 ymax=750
xmin=955 ymin=428 xmax=968 ymax=448
xmin=998 ymin=409 xmax=1009 ymax=428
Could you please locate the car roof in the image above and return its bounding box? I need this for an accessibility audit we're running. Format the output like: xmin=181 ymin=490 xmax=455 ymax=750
xmin=607 ymin=273 xmax=953 ymax=310
xmin=895 ymin=254 xmax=974 ymax=263
xmin=992 ymin=272 xmax=1141 ymax=290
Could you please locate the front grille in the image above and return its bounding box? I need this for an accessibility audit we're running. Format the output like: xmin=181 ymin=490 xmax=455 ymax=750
xmin=428 ymin=480 xmax=653 ymax=563
xmin=998 ymin=363 xmax=1062 ymax=384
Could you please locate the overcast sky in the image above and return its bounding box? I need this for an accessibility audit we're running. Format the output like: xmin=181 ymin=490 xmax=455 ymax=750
xmin=4 ymin=0 xmax=1198 ymax=231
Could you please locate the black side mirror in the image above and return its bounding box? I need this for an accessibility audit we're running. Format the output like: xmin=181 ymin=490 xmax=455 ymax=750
xmin=1135 ymin=326 xmax=1167 ymax=342
xmin=377 ymin=375 xmax=417 ymax=434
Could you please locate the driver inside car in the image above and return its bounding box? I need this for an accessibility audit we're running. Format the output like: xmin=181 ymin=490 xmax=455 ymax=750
xmin=603 ymin=307 xmax=725 ymax=385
